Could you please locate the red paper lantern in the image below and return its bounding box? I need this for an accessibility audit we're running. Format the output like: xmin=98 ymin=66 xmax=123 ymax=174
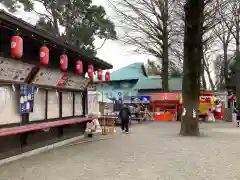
xmin=76 ymin=60 xmax=83 ymax=74
xmin=105 ymin=71 xmax=110 ymax=81
xmin=88 ymin=64 xmax=94 ymax=80
xmin=10 ymin=35 xmax=23 ymax=58
xmin=97 ymin=69 xmax=103 ymax=81
xmin=60 ymin=54 xmax=68 ymax=71
xmin=40 ymin=46 xmax=49 ymax=65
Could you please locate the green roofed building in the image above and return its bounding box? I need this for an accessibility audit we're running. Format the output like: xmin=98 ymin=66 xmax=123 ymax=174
xmin=93 ymin=63 xmax=182 ymax=103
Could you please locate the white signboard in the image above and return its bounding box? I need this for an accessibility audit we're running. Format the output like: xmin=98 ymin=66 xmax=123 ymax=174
xmin=32 ymin=68 xmax=89 ymax=90
xmin=0 ymin=86 xmax=21 ymax=124
xmin=0 ymin=57 xmax=34 ymax=83
xmin=62 ymin=92 xmax=73 ymax=117
xmin=29 ymin=88 xmax=46 ymax=122
xmin=61 ymin=73 xmax=90 ymax=90
xmin=32 ymin=68 xmax=61 ymax=86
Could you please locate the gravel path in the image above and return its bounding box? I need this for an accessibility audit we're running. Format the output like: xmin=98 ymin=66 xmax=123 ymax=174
xmin=0 ymin=121 xmax=240 ymax=180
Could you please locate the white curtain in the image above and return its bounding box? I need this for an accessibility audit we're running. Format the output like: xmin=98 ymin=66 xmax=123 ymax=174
xmin=29 ymin=88 xmax=46 ymax=122
xmin=74 ymin=92 xmax=83 ymax=116
xmin=0 ymin=86 xmax=21 ymax=125
xmin=62 ymin=92 xmax=73 ymax=117
xmin=47 ymin=90 xmax=59 ymax=119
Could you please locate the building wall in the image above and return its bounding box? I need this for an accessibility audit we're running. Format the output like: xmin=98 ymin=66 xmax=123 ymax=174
xmin=0 ymin=86 xmax=85 ymax=127
xmin=97 ymin=80 xmax=138 ymax=103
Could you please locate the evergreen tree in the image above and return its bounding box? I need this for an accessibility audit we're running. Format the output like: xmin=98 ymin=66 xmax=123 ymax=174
xmin=1 ymin=0 xmax=117 ymax=55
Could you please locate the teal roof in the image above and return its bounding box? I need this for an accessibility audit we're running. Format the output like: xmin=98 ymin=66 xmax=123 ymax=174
xmin=110 ymin=63 xmax=145 ymax=81
xmin=134 ymin=76 xmax=162 ymax=90
xmin=134 ymin=76 xmax=182 ymax=91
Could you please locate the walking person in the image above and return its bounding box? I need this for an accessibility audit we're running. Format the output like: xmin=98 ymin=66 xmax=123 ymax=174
xmin=118 ymin=104 xmax=131 ymax=133
xmin=233 ymin=106 xmax=240 ymax=127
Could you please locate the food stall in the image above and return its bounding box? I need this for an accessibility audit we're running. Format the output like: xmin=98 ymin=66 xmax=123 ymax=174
xmin=127 ymin=95 xmax=151 ymax=123
xmin=198 ymin=91 xmax=215 ymax=119
xmin=150 ymin=93 xmax=179 ymax=121
xmin=179 ymin=90 xmax=224 ymax=120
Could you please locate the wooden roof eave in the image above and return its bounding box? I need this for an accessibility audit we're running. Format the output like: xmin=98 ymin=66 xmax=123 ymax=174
xmin=0 ymin=10 xmax=113 ymax=70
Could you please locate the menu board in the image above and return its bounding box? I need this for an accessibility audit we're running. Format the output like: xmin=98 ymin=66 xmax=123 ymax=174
xmin=0 ymin=57 xmax=34 ymax=83
xmin=32 ymin=68 xmax=89 ymax=90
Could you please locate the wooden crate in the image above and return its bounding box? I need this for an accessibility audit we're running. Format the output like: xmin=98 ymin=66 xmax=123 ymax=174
xmin=98 ymin=117 xmax=116 ymax=126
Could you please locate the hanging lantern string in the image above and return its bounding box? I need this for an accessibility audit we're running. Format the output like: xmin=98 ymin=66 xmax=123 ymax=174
xmin=0 ymin=23 xmax=109 ymax=73
xmin=0 ymin=24 xmax=59 ymax=50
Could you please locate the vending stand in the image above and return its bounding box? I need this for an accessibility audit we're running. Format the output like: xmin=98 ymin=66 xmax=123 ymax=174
xmin=198 ymin=91 xmax=215 ymax=119
xmin=129 ymin=95 xmax=151 ymax=123
xmin=150 ymin=93 xmax=179 ymax=121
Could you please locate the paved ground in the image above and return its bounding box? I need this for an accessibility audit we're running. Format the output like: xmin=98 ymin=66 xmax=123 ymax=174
xmin=0 ymin=121 xmax=240 ymax=180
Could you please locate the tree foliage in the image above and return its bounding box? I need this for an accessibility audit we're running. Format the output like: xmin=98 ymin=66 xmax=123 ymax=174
xmin=1 ymin=0 xmax=117 ymax=55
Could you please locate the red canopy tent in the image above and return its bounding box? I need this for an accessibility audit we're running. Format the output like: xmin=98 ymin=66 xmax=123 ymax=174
xmin=150 ymin=92 xmax=179 ymax=121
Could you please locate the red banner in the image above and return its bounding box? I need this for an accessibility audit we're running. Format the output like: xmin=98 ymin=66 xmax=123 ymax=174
xmin=150 ymin=93 xmax=179 ymax=101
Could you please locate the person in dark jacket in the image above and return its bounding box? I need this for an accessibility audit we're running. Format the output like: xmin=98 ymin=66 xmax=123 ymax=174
xmin=119 ymin=104 xmax=131 ymax=133
xmin=233 ymin=107 xmax=240 ymax=127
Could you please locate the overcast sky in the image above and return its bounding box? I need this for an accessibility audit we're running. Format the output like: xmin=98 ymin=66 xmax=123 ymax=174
xmin=0 ymin=0 xmax=149 ymax=70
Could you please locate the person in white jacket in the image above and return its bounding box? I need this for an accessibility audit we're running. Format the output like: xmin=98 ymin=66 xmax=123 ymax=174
xmin=214 ymin=100 xmax=222 ymax=119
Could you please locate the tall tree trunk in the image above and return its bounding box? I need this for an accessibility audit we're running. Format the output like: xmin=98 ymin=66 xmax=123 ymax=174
xmin=235 ymin=9 xmax=240 ymax=107
xmin=162 ymin=0 xmax=169 ymax=91
xmin=201 ymin=56 xmax=207 ymax=89
xmin=223 ymin=43 xmax=228 ymax=88
xmin=236 ymin=13 xmax=239 ymax=54
xmin=200 ymin=12 xmax=206 ymax=89
xmin=180 ymin=0 xmax=203 ymax=136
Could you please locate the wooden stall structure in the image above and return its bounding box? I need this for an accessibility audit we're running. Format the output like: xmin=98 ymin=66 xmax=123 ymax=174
xmin=0 ymin=10 xmax=112 ymax=159
xmin=150 ymin=93 xmax=179 ymax=121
